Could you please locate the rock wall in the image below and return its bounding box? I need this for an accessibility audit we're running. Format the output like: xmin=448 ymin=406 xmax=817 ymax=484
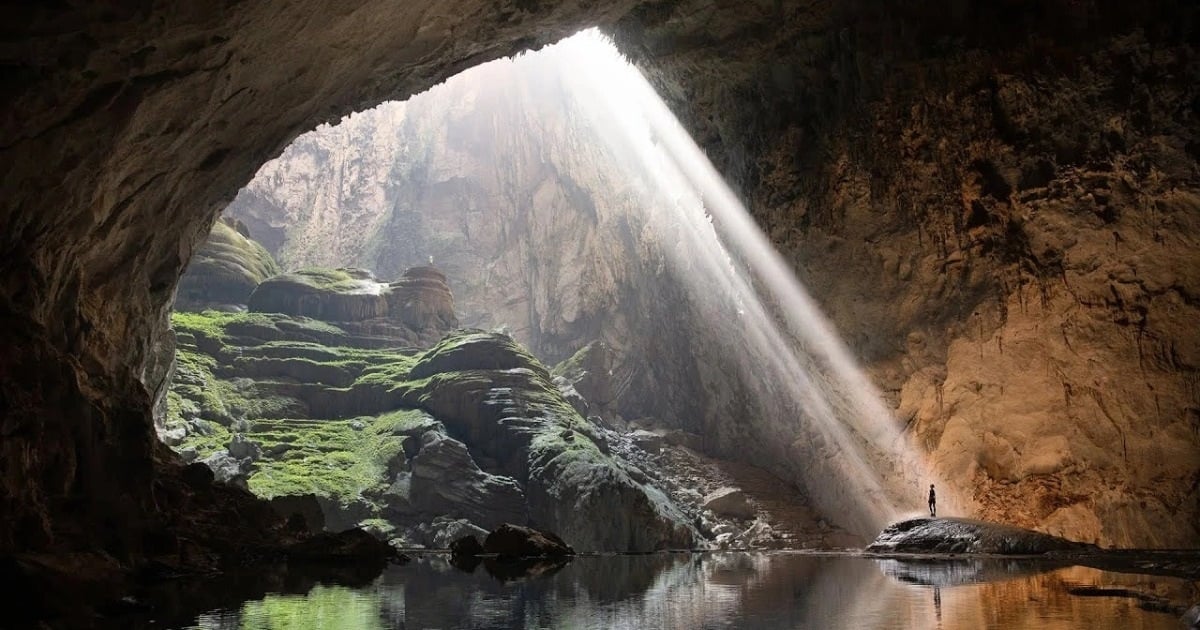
xmin=626 ymin=2 xmax=1200 ymax=545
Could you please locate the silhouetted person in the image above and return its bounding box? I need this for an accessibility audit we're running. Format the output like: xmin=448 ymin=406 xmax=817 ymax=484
xmin=928 ymin=484 xmax=937 ymax=517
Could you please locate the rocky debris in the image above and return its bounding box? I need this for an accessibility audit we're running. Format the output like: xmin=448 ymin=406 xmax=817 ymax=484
xmin=227 ymin=434 xmax=262 ymax=461
xmin=629 ymin=429 xmax=665 ymax=453
xmin=175 ymin=218 xmax=280 ymax=310
xmin=483 ymin=524 xmax=574 ymax=559
xmin=200 ymin=450 xmax=254 ymax=488
xmin=866 ymin=518 xmax=1097 ymax=555
xmin=408 ymin=432 xmax=528 ymax=530
xmin=702 ymin=487 xmax=756 ymax=520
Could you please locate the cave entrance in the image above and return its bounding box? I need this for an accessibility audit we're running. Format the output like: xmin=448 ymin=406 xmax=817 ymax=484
xmin=161 ymin=29 xmax=941 ymax=549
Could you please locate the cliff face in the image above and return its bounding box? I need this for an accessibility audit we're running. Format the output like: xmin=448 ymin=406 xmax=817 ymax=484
xmin=224 ymin=45 xmax=716 ymax=430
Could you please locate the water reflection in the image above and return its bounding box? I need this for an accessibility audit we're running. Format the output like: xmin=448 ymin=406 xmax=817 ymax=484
xmin=178 ymin=553 xmax=1194 ymax=629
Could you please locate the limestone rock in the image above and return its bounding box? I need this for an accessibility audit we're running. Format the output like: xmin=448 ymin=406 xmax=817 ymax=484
xmin=387 ymin=267 xmax=459 ymax=332
xmin=268 ymin=494 xmax=325 ymax=534
xmin=176 ymin=218 xmax=280 ymax=311
xmin=249 ymin=268 xmax=390 ymax=322
xmin=408 ymin=330 xmax=550 ymax=381
xmin=409 ymin=431 xmax=528 ymax=531
xmin=702 ymin=487 xmax=755 ymax=520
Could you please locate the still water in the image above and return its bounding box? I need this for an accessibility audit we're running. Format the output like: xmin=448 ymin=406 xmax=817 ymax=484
xmin=184 ymin=552 xmax=1196 ymax=629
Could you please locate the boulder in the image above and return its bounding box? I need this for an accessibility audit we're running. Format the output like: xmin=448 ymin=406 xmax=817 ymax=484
xmin=702 ymin=487 xmax=756 ymax=520
xmin=431 ymin=518 xmax=489 ymax=549
xmin=449 ymin=534 xmax=484 ymax=558
xmin=866 ymin=518 xmax=1098 ymax=554
xmin=630 ymin=429 xmax=665 ymax=452
xmin=227 ymin=434 xmax=262 ymax=461
xmin=200 ymin=450 xmax=253 ymax=488
xmin=483 ymin=524 xmax=574 ymax=559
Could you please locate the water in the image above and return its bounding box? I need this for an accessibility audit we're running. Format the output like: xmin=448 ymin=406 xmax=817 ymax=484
xmin=180 ymin=553 xmax=1194 ymax=629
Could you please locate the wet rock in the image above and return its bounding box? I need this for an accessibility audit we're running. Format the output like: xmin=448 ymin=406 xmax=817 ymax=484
xmin=702 ymin=487 xmax=755 ymax=520
xmin=866 ymin=518 xmax=1097 ymax=555
xmin=483 ymin=524 xmax=574 ymax=559
xmin=1182 ymin=603 xmax=1200 ymax=629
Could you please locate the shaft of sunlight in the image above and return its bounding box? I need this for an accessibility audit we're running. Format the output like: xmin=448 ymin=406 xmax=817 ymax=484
xmin=549 ymin=29 xmax=964 ymax=537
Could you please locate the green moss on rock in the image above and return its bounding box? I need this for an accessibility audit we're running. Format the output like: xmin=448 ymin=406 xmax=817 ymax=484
xmin=175 ymin=218 xmax=280 ymax=310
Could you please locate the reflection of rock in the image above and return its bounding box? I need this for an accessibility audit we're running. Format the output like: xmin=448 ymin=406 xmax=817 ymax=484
xmin=866 ymin=518 xmax=1095 ymax=554
xmin=483 ymin=524 xmax=574 ymax=559
xmin=483 ymin=557 xmax=570 ymax=582
xmin=876 ymin=557 xmax=1063 ymax=587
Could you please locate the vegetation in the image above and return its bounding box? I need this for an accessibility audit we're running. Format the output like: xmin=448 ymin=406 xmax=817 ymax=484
xmin=164 ymin=309 xmax=616 ymax=529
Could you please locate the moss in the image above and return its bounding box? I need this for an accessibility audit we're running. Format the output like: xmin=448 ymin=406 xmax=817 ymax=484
xmin=244 ymin=413 xmax=413 ymax=504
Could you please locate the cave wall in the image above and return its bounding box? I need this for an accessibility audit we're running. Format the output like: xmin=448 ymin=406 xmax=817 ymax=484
xmin=1 ymin=0 xmax=1196 ymax=556
xmin=623 ymin=0 xmax=1200 ymax=545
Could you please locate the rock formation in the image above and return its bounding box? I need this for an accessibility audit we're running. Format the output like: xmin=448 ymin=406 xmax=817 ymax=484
xmin=866 ymin=517 xmax=1096 ymax=555
xmin=175 ymin=217 xmax=280 ymax=311
xmin=0 ymin=1 xmax=1196 ymax=594
xmin=164 ymin=234 xmax=695 ymax=551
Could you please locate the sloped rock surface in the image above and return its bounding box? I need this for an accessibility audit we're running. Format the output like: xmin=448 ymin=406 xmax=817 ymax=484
xmin=176 ymin=218 xmax=280 ymax=310
xmin=866 ymin=518 xmax=1096 ymax=555
xmin=409 ymin=431 xmax=528 ymax=530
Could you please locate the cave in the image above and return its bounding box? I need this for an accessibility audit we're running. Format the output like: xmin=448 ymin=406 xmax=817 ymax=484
xmin=3 ymin=0 xmax=1198 ymax=626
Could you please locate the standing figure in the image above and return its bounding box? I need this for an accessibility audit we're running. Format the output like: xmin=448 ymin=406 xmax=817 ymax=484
xmin=928 ymin=484 xmax=937 ymax=518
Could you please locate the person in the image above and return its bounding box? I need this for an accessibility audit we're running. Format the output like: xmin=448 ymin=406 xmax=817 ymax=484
xmin=928 ymin=484 xmax=937 ymax=518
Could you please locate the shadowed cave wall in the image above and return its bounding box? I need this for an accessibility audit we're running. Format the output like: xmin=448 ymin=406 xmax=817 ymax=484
xmin=0 ymin=0 xmax=1196 ymax=559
